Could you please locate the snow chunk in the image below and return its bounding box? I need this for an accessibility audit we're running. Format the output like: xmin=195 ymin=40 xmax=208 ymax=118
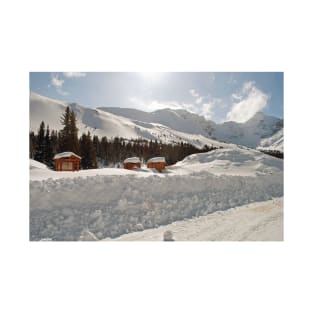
xmin=30 ymin=159 xmax=49 ymax=170
xmin=147 ymin=157 xmax=166 ymax=163
xmin=163 ymin=230 xmax=175 ymax=241
xmin=123 ymin=157 xmax=140 ymax=163
xmin=54 ymin=152 xmax=81 ymax=160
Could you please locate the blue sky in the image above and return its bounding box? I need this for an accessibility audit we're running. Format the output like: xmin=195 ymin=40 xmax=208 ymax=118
xmin=30 ymin=72 xmax=283 ymax=123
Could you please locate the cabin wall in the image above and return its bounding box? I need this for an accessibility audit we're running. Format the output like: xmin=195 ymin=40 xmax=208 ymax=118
xmin=147 ymin=162 xmax=166 ymax=172
xmin=124 ymin=162 xmax=141 ymax=170
xmin=55 ymin=157 xmax=80 ymax=171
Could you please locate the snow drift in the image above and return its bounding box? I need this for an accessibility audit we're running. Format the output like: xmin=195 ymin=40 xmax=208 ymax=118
xmin=30 ymin=147 xmax=283 ymax=241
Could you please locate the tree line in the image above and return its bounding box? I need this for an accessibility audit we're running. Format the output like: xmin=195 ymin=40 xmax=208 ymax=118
xmin=30 ymin=106 xmax=219 ymax=169
xmin=258 ymin=149 xmax=284 ymax=159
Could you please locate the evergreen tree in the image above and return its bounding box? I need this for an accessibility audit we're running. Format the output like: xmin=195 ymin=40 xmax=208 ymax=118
xmin=44 ymin=125 xmax=53 ymax=168
xmin=59 ymin=106 xmax=79 ymax=153
xmin=99 ymin=136 xmax=109 ymax=165
xmin=59 ymin=106 xmax=71 ymax=152
xmin=92 ymin=135 xmax=100 ymax=156
xmin=69 ymin=109 xmax=79 ymax=154
xmin=79 ymin=132 xmax=97 ymax=169
xmin=34 ymin=121 xmax=45 ymax=162
xmin=29 ymin=131 xmax=37 ymax=159
xmin=50 ymin=130 xmax=59 ymax=155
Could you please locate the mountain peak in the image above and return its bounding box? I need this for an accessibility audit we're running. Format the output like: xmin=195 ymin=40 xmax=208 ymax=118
xmin=30 ymin=92 xmax=283 ymax=150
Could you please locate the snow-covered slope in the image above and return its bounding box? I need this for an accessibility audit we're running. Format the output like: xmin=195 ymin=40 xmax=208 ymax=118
xmin=100 ymin=107 xmax=215 ymax=136
xmin=30 ymin=92 xmax=222 ymax=148
xmin=30 ymin=146 xmax=283 ymax=240
xmin=30 ymin=92 xmax=283 ymax=150
xmin=212 ymin=112 xmax=283 ymax=148
xmin=173 ymin=145 xmax=283 ymax=176
xmin=98 ymin=108 xmax=283 ymax=149
xmin=257 ymin=128 xmax=284 ymax=152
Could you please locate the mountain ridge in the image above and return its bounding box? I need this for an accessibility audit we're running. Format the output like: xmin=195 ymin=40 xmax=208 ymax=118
xmin=30 ymin=92 xmax=283 ymax=151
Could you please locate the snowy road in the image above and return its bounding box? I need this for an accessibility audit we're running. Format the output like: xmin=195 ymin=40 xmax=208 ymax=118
xmin=113 ymin=198 xmax=283 ymax=241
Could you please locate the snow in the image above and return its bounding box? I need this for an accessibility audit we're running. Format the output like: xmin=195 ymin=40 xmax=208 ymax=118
xmin=30 ymin=159 xmax=49 ymax=170
xmin=30 ymin=92 xmax=283 ymax=150
xmin=53 ymin=152 xmax=81 ymax=160
xmin=30 ymin=92 xmax=222 ymax=149
xmin=30 ymin=146 xmax=283 ymax=241
xmin=147 ymin=157 xmax=166 ymax=163
xmin=100 ymin=107 xmax=283 ymax=149
xmin=123 ymin=157 xmax=141 ymax=163
xmin=30 ymin=164 xmax=154 ymax=181
xmin=257 ymin=128 xmax=284 ymax=152
xmin=112 ymin=198 xmax=283 ymax=241
xmin=173 ymin=145 xmax=283 ymax=177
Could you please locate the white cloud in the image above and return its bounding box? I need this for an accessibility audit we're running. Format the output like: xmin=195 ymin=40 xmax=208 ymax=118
xmin=51 ymin=74 xmax=64 ymax=88
xmin=63 ymin=72 xmax=86 ymax=78
xmin=231 ymin=93 xmax=242 ymax=101
xmin=50 ymin=73 xmax=69 ymax=96
xmin=129 ymin=97 xmax=184 ymax=112
xmin=226 ymin=81 xmax=269 ymax=123
xmin=195 ymin=97 xmax=203 ymax=104
xmin=200 ymin=103 xmax=213 ymax=120
xmin=129 ymin=96 xmax=220 ymax=121
xmin=189 ymin=89 xmax=199 ymax=98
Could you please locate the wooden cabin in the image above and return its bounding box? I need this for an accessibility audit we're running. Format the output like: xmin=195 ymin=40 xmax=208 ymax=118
xmin=54 ymin=152 xmax=81 ymax=171
xmin=147 ymin=157 xmax=166 ymax=172
xmin=123 ymin=157 xmax=141 ymax=170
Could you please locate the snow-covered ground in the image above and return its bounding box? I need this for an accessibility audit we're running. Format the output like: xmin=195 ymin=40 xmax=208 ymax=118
xmin=112 ymin=198 xmax=283 ymax=241
xmin=30 ymin=147 xmax=283 ymax=241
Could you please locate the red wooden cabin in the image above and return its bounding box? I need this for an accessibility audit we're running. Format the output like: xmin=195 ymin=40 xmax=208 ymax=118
xmin=54 ymin=152 xmax=81 ymax=171
xmin=147 ymin=157 xmax=166 ymax=172
xmin=123 ymin=157 xmax=141 ymax=170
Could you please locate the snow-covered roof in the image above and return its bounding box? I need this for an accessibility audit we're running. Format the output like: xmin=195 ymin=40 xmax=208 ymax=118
xmin=124 ymin=157 xmax=141 ymax=164
xmin=53 ymin=152 xmax=81 ymax=160
xmin=147 ymin=157 xmax=166 ymax=163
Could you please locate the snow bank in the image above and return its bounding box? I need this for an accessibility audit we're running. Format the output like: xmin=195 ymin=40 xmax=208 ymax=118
xmin=30 ymin=147 xmax=283 ymax=241
xmin=30 ymin=170 xmax=283 ymax=240
xmin=123 ymin=157 xmax=140 ymax=163
xmin=30 ymin=159 xmax=49 ymax=170
xmin=174 ymin=147 xmax=283 ymax=176
xmin=147 ymin=157 xmax=166 ymax=163
xmin=54 ymin=152 xmax=81 ymax=160
xmin=113 ymin=198 xmax=283 ymax=241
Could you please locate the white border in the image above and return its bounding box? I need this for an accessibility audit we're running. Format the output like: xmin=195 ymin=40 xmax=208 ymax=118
xmin=1 ymin=1 xmax=313 ymax=313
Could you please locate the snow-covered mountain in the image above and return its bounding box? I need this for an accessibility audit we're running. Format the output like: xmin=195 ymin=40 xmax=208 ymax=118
xmin=257 ymin=128 xmax=284 ymax=152
xmin=30 ymin=92 xmax=223 ymax=148
xmin=99 ymin=107 xmax=283 ymax=149
xmin=30 ymin=92 xmax=283 ymax=150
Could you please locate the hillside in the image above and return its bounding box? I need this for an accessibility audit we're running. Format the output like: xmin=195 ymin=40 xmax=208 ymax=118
xmin=257 ymin=128 xmax=284 ymax=152
xmin=30 ymin=92 xmax=222 ymax=149
xmin=30 ymin=92 xmax=283 ymax=150
xmin=99 ymin=107 xmax=283 ymax=149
